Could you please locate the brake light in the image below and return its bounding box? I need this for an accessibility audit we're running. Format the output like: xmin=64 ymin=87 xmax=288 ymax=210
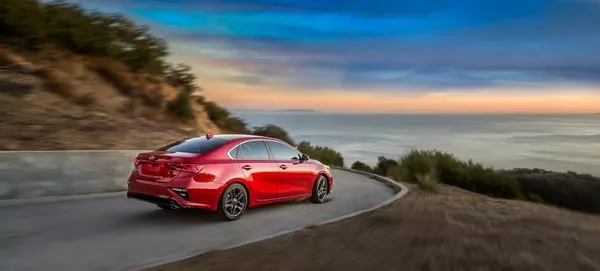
xmin=167 ymin=163 xmax=204 ymax=173
xmin=193 ymin=172 xmax=216 ymax=182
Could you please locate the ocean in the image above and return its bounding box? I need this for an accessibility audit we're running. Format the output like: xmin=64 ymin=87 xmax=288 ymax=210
xmin=233 ymin=112 xmax=600 ymax=176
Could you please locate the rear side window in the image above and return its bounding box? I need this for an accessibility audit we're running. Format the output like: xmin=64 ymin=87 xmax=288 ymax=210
xmin=157 ymin=138 xmax=229 ymax=153
xmin=229 ymin=146 xmax=240 ymax=159
xmin=266 ymin=141 xmax=300 ymax=160
xmin=239 ymin=141 xmax=271 ymax=159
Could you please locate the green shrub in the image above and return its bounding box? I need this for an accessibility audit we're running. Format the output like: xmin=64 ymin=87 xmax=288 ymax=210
xmin=527 ymin=193 xmax=546 ymax=204
xmin=1 ymin=0 xmax=168 ymax=74
xmin=503 ymin=168 xmax=600 ymax=214
xmin=373 ymin=156 xmax=400 ymax=177
xmin=221 ymin=116 xmax=250 ymax=134
xmin=399 ymin=150 xmax=436 ymax=182
xmin=351 ymin=161 xmax=373 ymax=172
xmin=164 ymin=63 xmax=197 ymax=91
xmin=252 ymin=124 xmax=295 ymax=145
xmin=140 ymin=90 xmax=163 ymax=108
xmin=398 ymin=150 xmax=438 ymax=191
xmin=200 ymin=100 xmax=250 ymax=133
xmin=414 ymin=172 xmax=438 ymax=191
xmin=194 ymin=96 xmax=205 ymax=104
xmin=165 ymin=91 xmax=194 ymax=121
xmin=297 ymin=141 xmax=344 ymax=167
xmin=392 ymin=149 xmax=524 ymax=198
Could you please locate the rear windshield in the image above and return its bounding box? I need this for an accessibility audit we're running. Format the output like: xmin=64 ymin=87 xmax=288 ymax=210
xmin=157 ymin=137 xmax=229 ymax=153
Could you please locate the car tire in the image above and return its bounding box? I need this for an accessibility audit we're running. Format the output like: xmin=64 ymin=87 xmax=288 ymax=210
xmin=217 ymin=183 xmax=248 ymax=221
xmin=310 ymin=175 xmax=329 ymax=204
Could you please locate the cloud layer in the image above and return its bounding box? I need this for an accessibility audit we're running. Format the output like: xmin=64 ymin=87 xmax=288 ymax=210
xmin=75 ymin=0 xmax=600 ymax=111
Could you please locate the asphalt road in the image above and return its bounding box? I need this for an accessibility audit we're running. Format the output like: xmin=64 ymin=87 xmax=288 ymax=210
xmin=0 ymin=169 xmax=395 ymax=271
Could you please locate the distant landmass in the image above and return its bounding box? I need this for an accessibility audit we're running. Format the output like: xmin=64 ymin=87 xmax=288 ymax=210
xmin=277 ymin=109 xmax=319 ymax=113
xmin=232 ymin=108 xmax=320 ymax=114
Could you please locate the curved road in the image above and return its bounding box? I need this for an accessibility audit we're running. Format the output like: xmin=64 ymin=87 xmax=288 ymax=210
xmin=1 ymin=169 xmax=395 ymax=271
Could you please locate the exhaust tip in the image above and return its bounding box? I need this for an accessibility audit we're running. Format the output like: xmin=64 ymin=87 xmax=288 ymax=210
xmin=169 ymin=200 xmax=181 ymax=210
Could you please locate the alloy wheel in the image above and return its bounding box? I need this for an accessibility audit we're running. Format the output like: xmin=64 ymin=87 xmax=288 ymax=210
xmin=224 ymin=186 xmax=247 ymax=218
xmin=317 ymin=176 xmax=328 ymax=201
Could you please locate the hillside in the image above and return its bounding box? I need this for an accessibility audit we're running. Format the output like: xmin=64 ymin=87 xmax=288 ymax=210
xmin=147 ymin=183 xmax=600 ymax=271
xmin=0 ymin=0 xmax=246 ymax=151
xmin=0 ymin=46 xmax=221 ymax=150
xmin=0 ymin=0 xmax=345 ymax=165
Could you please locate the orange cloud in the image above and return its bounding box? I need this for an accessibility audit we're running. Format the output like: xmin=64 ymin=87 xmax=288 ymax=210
xmin=167 ymin=49 xmax=600 ymax=114
xmin=200 ymin=81 xmax=600 ymax=114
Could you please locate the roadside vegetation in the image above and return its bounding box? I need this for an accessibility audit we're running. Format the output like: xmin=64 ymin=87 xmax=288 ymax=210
xmin=250 ymin=124 xmax=345 ymax=167
xmin=351 ymin=151 xmax=600 ymax=214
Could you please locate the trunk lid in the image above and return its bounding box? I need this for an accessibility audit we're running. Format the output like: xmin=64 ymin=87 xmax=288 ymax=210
xmin=134 ymin=151 xmax=201 ymax=182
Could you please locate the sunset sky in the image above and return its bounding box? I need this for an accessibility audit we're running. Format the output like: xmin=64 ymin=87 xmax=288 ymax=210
xmin=73 ymin=0 xmax=599 ymax=113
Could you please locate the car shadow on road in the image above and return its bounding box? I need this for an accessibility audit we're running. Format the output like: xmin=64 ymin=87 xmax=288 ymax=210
xmin=125 ymin=208 xmax=220 ymax=225
xmin=123 ymin=198 xmax=332 ymax=226
xmin=125 ymin=198 xmax=327 ymax=225
xmin=245 ymin=198 xmax=313 ymax=213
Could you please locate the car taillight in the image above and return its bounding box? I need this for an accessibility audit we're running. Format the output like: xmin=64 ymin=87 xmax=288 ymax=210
xmin=193 ymin=172 xmax=216 ymax=183
xmin=133 ymin=158 xmax=140 ymax=169
xmin=167 ymin=163 xmax=204 ymax=173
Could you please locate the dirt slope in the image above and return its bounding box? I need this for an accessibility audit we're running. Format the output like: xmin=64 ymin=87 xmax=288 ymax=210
xmin=0 ymin=47 xmax=220 ymax=150
xmin=147 ymin=184 xmax=600 ymax=271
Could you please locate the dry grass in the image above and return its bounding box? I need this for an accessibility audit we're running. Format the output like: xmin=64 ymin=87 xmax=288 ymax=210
xmin=415 ymin=172 xmax=438 ymax=191
xmin=0 ymin=46 xmax=220 ymax=150
xmin=88 ymin=58 xmax=136 ymax=96
xmin=34 ymin=66 xmax=75 ymax=98
xmin=146 ymin=184 xmax=600 ymax=271
xmin=73 ymin=93 xmax=96 ymax=106
xmin=0 ymin=90 xmax=203 ymax=150
xmin=0 ymin=47 xmax=19 ymax=67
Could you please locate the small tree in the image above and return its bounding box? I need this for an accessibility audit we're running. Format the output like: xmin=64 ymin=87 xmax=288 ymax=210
xmin=164 ymin=63 xmax=197 ymax=92
xmin=166 ymin=91 xmax=194 ymax=121
xmin=373 ymin=156 xmax=399 ymax=177
xmin=351 ymin=161 xmax=373 ymax=172
xmin=252 ymin=124 xmax=295 ymax=145
xmin=297 ymin=141 xmax=344 ymax=167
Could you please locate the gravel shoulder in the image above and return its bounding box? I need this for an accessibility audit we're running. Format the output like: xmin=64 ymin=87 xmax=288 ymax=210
xmin=146 ymin=183 xmax=600 ymax=271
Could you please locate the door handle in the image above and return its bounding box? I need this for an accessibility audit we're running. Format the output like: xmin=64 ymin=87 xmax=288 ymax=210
xmin=242 ymin=165 xmax=252 ymax=170
xmin=279 ymin=165 xmax=288 ymax=170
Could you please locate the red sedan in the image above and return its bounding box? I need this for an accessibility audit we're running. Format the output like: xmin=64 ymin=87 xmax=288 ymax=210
xmin=127 ymin=134 xmax=334 ymax=221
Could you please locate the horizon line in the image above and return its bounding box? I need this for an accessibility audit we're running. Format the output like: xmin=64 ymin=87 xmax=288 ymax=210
xmin=230 ymin=109 xmax=599 ymax=115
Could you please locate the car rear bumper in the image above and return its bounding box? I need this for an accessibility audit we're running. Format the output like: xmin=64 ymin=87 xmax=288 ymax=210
xmin=126 ymin=173 xmax=221 ymax=211
xmin=127 ymin=192 xmax=181 ymax=207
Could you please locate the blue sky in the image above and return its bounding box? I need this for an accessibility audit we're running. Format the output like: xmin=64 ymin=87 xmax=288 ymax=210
xmin=70 ymin=0 xmax=600 ymax=113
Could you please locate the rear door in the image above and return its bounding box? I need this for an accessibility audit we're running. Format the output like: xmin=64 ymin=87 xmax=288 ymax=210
xmin=265 ymin=140 xmax=313 ymax=198
xmin=236 ymin=140 xmax=280 ymax=201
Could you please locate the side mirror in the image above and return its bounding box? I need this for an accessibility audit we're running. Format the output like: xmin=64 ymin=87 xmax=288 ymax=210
xmin=301 ymin=154 xmax=309 ymax=161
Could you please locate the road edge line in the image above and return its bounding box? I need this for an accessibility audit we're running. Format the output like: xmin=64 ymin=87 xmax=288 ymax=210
xmin=124 ymin=168 xmax=409 ymax=271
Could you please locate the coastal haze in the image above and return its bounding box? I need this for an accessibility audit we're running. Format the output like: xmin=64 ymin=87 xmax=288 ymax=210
xmin=235 ymin=111 xmax=600 ymax=177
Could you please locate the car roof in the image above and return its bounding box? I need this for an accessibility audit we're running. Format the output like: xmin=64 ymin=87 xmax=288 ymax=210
xmin=207 ymin=134 xmax=272 ymax=141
